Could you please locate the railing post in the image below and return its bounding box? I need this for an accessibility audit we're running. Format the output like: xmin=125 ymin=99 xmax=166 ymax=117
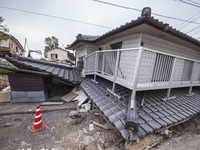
xmin=163 ymin=57 xmax=177 ymax=101
xmin=187 ymin=62 xmax=195 ymax=96
xmin=94 ymin=52 xmax=98 ymax=81
xmin=126 ymin=46 xmax=143 ymax=131
xmin=102 ymin=53 xmax=105 ymax=75
xmin=112 ymin=49 xmax=120 ymax=93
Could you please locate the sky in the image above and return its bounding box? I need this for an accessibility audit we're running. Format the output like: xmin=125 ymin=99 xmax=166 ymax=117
xmin=0 ymin=0 xmax=200 ymax=58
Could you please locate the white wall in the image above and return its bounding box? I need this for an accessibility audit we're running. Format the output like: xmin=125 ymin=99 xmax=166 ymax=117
xmin=0 ymin=39 xmax=9 ymax=47
xmin=142 ymin=33 xmax=200 ymax=61
xmin=47 ymin=48 xmax=69 ymax=61
xmin=100 ymin=34 xmax=140 ymax=50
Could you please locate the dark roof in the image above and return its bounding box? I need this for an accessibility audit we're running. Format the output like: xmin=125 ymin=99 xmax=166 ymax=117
xmin=5 ymin=55 xmax=82 ymax=86
xmin=68 ymin=16 xmax=200 ymax=49
xmin=76 ymin=34 xmax=99 ymax=41
xmin=68 ymin=34 xmax=100 ymax=49
xmin=81 ymin=78 xmax=200 ymax=140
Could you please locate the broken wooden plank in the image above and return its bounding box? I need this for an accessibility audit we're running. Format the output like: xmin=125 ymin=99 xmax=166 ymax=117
xmin=125 ymin=133 xmax=164 ymax=150
xmin=0 ymin=90 xmax=11 ymax=102
xmin=60 ymin=91 xmax=79 ymax=103
xmin=40 ymin=102 xmax=64 ymax=106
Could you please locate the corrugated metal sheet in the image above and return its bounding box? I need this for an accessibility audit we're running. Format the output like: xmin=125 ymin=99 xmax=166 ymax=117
xmin=11 ymin=91 xmax=45 ymax=103
xmin=81 ymin=78 xmax=200 ymax=141
xmin=5 ymin=54 xmax=82 ymax=86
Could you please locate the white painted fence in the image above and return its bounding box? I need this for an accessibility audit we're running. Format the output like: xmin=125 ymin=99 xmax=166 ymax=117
xmin=85 ymin=47 xmax=200 ymax=91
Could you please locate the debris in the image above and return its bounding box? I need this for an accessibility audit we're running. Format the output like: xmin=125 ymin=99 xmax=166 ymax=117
xmin=4 ymin=123 xmax=12 ymax=127
xmin=89 ymin=123 xmax=94 ymax=131
xmin=40 ymin=102 xmax=64 ymax=106
xmin=164 ymin=129 xmax=172 ymax=138
xmin=2 ymin=85 xmax=10 ymax=91
xmin=125 ymin=133 xmax=163 ymax=150
xmin=81 ymin=102 xmax=91 ymax=111
xmin=69 ymin=110 xmax=80 ymax=119
xmin=71 ymin=113 xmax=87 ymax=125
xmin=85 ymin=142 xmax=97 ymax=150
xmin=80 ymin=143 xmax=87 ymax=150
xmin=96 ymin=143 xmax=104 ymax=150
xmin=77 ymin=90 xmax=88 ymax=106
xmin=0 ymin=88 xmax=11 ymax=102
xmin=96 ymin=131 xmax=101 ymax=135
xmin=83 ymin=128 xmax=88 ymax=134
xmin=79 ymin=109 xmax=89 ymax=113
xmin=92 ymin=121 xmax=112 ymax=130
xmin=60 ymin=91 xmax=78 ymax=103
xmin=14 ymin=117 xmax=21 ymax=121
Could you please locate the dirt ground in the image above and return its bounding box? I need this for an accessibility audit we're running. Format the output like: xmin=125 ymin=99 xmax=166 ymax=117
xmin=0 ymin=107 xmax=125 ymax=150
xmin=151 ymin=115 xmax=200 ymax=150
xmin=1 ymin=105 xmax=200 ymax=150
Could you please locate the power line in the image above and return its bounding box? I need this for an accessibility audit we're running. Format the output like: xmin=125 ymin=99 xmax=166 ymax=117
xmin=92 ymin=0 xmax=200 ymax=25
xmin=187 ymin=0 xmax=200 ymax=6
xmin=176 ymin=12 xmax=200 ymax=29
xmin=0 ymin=5 xmax=113 ymax=29
xmin=186 ymin=25 xmax=200 ymax=34
xmin=175 ymin=0 xmax=200 ymax=8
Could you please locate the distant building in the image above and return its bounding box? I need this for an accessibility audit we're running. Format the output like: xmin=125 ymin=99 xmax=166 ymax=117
xmin=0 ymin=35 xmax=25 ymax=58
xmin=47 ymin=48 xmax=75 ymax=65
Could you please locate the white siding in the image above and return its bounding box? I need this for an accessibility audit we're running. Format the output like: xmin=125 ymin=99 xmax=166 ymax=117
xmin=142 ymin=33 xmax=200 ymax=61
xmin=101 ymin=34 xmax=140 ymax=50
xmin=86 ymin=45 xmax=98 ymax=56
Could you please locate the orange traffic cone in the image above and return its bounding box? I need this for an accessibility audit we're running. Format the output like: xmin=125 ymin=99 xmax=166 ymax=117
xmin=27 ymin=105 xmax=48 ymax=134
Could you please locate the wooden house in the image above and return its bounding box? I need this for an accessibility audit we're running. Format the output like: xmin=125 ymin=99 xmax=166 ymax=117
xmin=3 ymin=54 xmax=82 ymax=103
xmin=68 ymin=8 xmax=200 ymax=141
xmin=0 ymin=35 xmax=25 ymax=57
xmin=46 ymin=48 xmax=75 ymax=66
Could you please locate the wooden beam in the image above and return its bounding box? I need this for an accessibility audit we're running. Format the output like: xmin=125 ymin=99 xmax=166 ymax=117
xmin=0 ymin=65 xmax=49 ymax=76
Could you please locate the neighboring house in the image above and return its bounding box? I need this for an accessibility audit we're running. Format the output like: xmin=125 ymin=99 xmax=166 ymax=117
xmin=47 ymin=48 xmax=75 ymax=65
xmin=0 ymin=35 xmax=25 ymax=58
xmin=68 ymin=8 xmax=200 ymax=141
xmin=3 ymin=54 xmax=82 ymax=102
xmin=68 ymin=34 xmax=99 ymax=68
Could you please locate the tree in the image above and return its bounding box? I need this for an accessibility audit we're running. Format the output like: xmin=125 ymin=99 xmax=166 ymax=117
xmin=0 ymin=16 xmax=9 ymax=43
xmin=44 ymin=36 xmax=59 ymax=57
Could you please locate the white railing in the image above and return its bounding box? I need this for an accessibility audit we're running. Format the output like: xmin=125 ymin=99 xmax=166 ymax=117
xmin=85 ymin=47 xmax=200 ymax=91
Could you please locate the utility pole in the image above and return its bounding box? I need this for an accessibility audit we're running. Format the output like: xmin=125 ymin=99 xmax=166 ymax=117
xmin=24 ymin=38 xmax=27 ymax=51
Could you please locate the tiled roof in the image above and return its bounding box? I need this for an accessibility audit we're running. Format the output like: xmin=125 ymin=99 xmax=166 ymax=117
xmin=81 ymin=78 xmax=200 ymax=140
xmin=68 ymin=16 xmax=200 ymax=49
xmin=5 ymin=54 xmax=82 ymax=86
xmin=76 ymin=34 xmax=99 ymax=41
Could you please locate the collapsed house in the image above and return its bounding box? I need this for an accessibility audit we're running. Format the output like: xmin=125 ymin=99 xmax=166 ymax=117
xmin=2 ymin=54 xmax=82 ymax=103
xmin=68 ymin=8 xmax=200 ymax=140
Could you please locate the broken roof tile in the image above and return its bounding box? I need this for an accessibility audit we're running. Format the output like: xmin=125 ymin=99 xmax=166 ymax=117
xmin=81 ymin=78 xmax=200 ymax=141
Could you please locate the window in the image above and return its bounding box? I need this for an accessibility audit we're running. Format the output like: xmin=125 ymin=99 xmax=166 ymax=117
xmin=16 ymin=46 xmax=18 ymax=52
xmin=110 ymin=41 xmax=122 ymax=49
xmin=51 ymin=54 xmax=58 ymax=59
